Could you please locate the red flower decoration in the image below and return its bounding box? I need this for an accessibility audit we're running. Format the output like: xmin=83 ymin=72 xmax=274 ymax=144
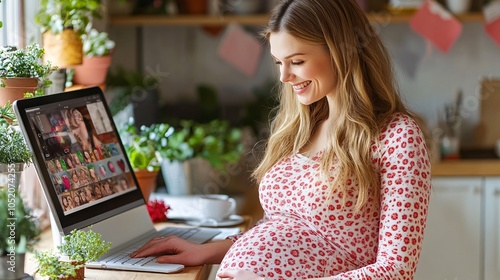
xmin=146 ymin=199 xmax=171 ymax=223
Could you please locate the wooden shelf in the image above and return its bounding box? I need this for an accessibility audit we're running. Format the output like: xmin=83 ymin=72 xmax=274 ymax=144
xmin=110 ymin=14 xmax=269 ymax=26
xmin=109 ymin=12 xmax=485 ymax=26
xmin=367 ymin=11 xmax=484 ymax=23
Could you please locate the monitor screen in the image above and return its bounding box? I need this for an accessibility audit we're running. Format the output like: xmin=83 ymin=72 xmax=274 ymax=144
xmin=14 ymin=87 xmax=144 ymax=233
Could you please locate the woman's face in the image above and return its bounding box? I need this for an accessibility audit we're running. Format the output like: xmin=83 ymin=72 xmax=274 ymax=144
xmin=120 ymin=179 xmax=128 ymax=189
xmin=62 ymin=197 xmax=68 ymax=207
xmin=56 ymin=159 xmax=62 ymax=169
xmin=269 ymin=31 xmax=337 ymax=105
xmin=95 ymin=186 xmax=102 ymax=197
xmin=72 ymin=110 xmax=83 ymax=123
xmin=90 ymin=169 xmax=97 ymax=179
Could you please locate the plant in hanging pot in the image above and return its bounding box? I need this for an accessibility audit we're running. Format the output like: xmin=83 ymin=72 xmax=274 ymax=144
xmin=71 ymin=28 xmax=116 ymax=86
xmin=0 ymin=43 xmax=56 ymax=106
xmin=0 ymin=188 xmax=40 ymax=280
xmin=35 ymin=0 xmax=103 ymax=68
xmin=34 ymin=226 xmax=111 ymax=280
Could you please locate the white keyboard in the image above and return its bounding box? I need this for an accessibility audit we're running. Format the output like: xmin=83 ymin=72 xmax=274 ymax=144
xmin=87 ymin=226 xmax=221 ymax=273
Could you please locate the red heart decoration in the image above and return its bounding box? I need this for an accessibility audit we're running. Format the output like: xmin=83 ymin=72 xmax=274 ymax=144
xmin=117 ymin=159 xmax=125 ymax=172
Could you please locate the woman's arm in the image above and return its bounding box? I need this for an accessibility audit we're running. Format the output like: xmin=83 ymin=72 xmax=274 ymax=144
xmin=330 ymin=115 xmax=432 ymax=279
xmin=131 ymin=236 xmax=233 ymax=266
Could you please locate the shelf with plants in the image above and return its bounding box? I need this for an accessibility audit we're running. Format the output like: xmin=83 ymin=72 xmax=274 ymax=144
xmin=109 ymin=12 xmax=485 ymax=26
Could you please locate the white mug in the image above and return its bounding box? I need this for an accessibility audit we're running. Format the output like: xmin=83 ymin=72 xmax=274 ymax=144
xmin=446 ymin=0 xmax=471 ymax=14
xmin=198 ymin=194 xmax=236 ymax=221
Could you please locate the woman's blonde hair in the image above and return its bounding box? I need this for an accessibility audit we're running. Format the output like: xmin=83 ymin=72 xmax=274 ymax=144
xmin=253 ymin=0 xmax=427 ymax=210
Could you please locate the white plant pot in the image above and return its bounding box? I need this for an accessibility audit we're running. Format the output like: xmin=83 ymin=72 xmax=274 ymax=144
xmin=161 ymin=160 xmax=192 ymax=195
xmin=446 ymin=0 xmax=472 ymax=14
xmin=161 ymin=158 xmax=218 ymax=195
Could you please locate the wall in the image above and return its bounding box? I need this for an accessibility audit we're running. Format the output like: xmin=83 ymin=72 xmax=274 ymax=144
xmin=109 ymin=21 xmax=500 ymax=147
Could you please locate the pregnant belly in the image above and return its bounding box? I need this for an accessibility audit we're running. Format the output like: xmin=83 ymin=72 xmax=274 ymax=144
xmin=218 ymin=219 xmax=343 ymax=279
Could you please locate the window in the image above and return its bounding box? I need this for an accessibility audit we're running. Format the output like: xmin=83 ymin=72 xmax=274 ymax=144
xmin=0 ymin=0 xmax=23 ymax=47
xmin=0 ymin=0 xmax=41 ymax=48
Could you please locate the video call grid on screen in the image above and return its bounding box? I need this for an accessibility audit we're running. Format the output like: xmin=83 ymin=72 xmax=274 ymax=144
xmin=25 ymin=94 xmax=138 ymax=215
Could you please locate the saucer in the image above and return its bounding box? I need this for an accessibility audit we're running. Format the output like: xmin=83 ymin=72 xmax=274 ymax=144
xmin=186 ymin=215 xmax=244 ymax=227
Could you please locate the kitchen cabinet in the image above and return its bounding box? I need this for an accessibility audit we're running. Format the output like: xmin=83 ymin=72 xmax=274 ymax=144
xmin=484 ymin=177 xmax=500 ymax=280
xmin=415 ymin=177 xmax=482 ymax=280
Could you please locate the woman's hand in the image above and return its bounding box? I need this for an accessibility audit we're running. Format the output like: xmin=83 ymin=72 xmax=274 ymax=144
xmin=130 ymin=236 xmax=206 ymax=266
xmin=217 ymin=269 xmax=265 ymax=280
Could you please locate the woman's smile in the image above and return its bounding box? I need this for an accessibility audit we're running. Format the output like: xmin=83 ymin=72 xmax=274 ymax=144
xmin=292 ymin=81 xmax=312 ymax=94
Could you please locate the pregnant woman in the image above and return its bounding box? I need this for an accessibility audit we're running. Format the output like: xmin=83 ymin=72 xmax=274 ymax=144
xmin=131 ymin=0 xmax=432 ymax=279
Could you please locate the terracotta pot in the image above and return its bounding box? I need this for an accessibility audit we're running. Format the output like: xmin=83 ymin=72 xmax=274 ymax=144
xmin=0 ymin=77 xmax=38 ymax=106
xmin=60 ymin=261 xmax=85 ymax=280
xmin=43 ymin=29 xmax=83 ymax=68
xmin=72 ymin=55 xmax=112 ymax=86
xmin=178 ymin=0 xmax=208 ymax=14
xmin=134 ymin=170 xmax=159 ymax=203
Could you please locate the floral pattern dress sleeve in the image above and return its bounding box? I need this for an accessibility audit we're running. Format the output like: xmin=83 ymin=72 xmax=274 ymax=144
xmin=331 ymin=115 xmax=432 ymax=279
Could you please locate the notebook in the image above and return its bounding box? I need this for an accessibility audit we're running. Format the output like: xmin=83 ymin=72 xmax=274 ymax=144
xmin=13 ymin=86 xmax=221 ymax=273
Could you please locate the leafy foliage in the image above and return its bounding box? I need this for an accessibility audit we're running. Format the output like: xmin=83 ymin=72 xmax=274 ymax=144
xmin=156 ymin=119 xmax=244 ymax=171
xmin=34 ymin=250 xmax=81 ymax=280
xmin=0 ymin=102 xmax=32 ymax=164
xmin=58 ymin=227 xmax=112 ymax=263
xmin=0 ymin=43 xmax=56 ymax=89
xmin=120 ymin=118 xmax=244 ymax=172
xmin=120 ymin=120 xmax=168 ymax=171
xmin=0 ymin=188 xmax=40 ymax=255
xmin=34 ymin=226 xmax=111 ymax=279
xmin=35 ymin=0 xmax=103 ymax=36
xmin=82 ymin=28 xmax=116 ymax=57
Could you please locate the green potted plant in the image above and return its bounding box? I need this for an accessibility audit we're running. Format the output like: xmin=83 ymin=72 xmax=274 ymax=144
xmin=0 ymin=188 xmax=40 ymax=280
xmin=158 ymin=119 xmax=244 ymax=170
xmin=0 ymin=102 xmax=33 ymax=188
xmin=35 ymin=0 xmax=103 ymax=67
xmin=119 ymin=120 xmax=167 ymax=202
xmin=34 ymin=226 xmax=111 ymax=280
xmin=157 ymin=119 xmax=245 ymax=195
xmin=71 ymin=28 xmax=116 ymax=86
xmin=0 ymin=43 xmax=57 ymax=106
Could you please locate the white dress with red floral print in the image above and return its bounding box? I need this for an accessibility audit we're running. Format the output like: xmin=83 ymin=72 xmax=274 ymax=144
xmin=217 ymin=113 xmax=431 ymax=280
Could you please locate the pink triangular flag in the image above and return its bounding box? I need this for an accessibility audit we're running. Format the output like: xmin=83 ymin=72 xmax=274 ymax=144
xmin=217 ymin=24 xmax=263 ymax=77
xmin=409 ymin=0 xmax=462 ymax=53
xmin=484 ymin=1 xmax=500 ymax=46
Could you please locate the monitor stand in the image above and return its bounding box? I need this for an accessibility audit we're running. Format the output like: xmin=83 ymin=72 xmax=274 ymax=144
xmin=49 ymin=211 xmax=63 ymax=251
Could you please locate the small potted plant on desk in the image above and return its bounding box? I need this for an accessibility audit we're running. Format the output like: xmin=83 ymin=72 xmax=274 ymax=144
xmin=0 ymin=43 xmax=56 ymax=107
xmin=0 ymin=188 xmax=40 ymax=280
xmin=34 ymin=226 xmax=111 ymax=280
